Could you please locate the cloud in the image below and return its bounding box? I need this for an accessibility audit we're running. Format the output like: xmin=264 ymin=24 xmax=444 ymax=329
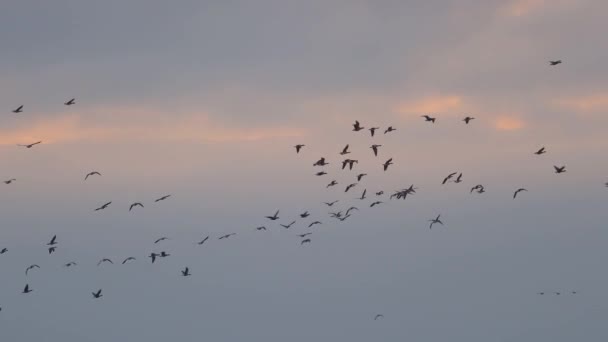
xmin=396 ymin=95 xmax=465 ymax=117
xmin=501 ymin=0 xmax=546 ymax=17
xmin=552 ymin=92 xmax=608 ymax=113
xmin=494 ymin=116 xmax=525 ymax=131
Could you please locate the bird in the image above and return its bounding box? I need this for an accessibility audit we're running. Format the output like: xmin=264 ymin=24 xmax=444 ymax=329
xmin=122 ymin=257 xmax=136 ymax=264
xmin=256 ymin=226 xmax=267 ymax=231
xmin=154 ymin=194 xmax=171 ymax=202
xmin=47 ymin=235 xmax=58 ymax=246
xmin=549 ymin=60 xmax=562 ymax=66
xmin=369 ymin=127 xmax=380 ymax=137
xmin=12 ymin=105 xmax=23 ymax=113
xmin=513 ymin=188 xmax=528 ymax=199
xmin=64 ymin=262 xmax=77 ymax=268
xmin=149 ymin=253 xmax=160 ymax=263
xmin=463 ymin=116 xmax=475 ymax=124
xmin=421 ymin=115 xmax=436 ymax=123
xmin=84 ymin=171 xmax=101 ymax=180
xmin=280 ymin=221 xmax=296 ymax=229
xmin=357 ymin=189 xmax=367 ymax=200
xmin=294 ymin=144 xmax=305 ymax=153
xmin=326 ymin=180 xmax=338 ymax=188
xmin=384 ymin=126 xmax=396 ymax=134
xmin=346 ymin=159 xmax=358 ymax=170
xmin=370 ymin=201 xmax=383 ymax=207
xmin=345 ymin=206 xmax=359 ymax=216
xmin=308 ymin=221 xmax=322 ymax=227
xmin=376 ymin=191 xmax=384 ymax=196
xmin=534 ymin=147 xmax=546 ymax=155
xmin=301 ymin=239 xmax=311 ymax=245
xmin=571 ymin=291 xmax=577 ymax=294
xmin=266 ymin=210 xmax=280 ymax=220
xmin=300 ymin=211 xmax=310 ymax=218
xmin=22 ymin=284 xmax=32 ymax=294
xmin=129 ymin=202 xmax=144 ymax=211
xmin=25 ymin=265 xmax=40 ymax=275
xmin=537 ymin=292 xmax=545 ymax=295
xmin=219 ymin=233 xmax=236 ymax=240
xmin=429 ymin=215 xmax=443 ymax=229
xmin=95 ymin=201 xmax=112 ymax=211
xmin=48 ymin=247 xmax=57 ymax=254
xmin=554 ymin=165 xmax=566 ymax=174
xmin=605 ymin=182 xmax=608 ymax=188
xmin=159 ymin=251 xmax=170 ymax=258
xmin=298 ymin=233 xmax=312 ymax=238
xmin=97 ymin=258 xmax=113 ymax=266
xmin=341 ymin=159 xmax=354 ymax=170
xmin=338 ymin=215 xmax=351 ymax=222
xmin=442 ymin=172 xmax=457 ymax=185
xmin=154 ymin=237 xmax=169 ymax=244
xmin=356 ymin=173 xmax=367 ymax=181
xmin=454 ymin=173 xmax=463 ymax=183
xmin=555 ymin=292 xmax=561 ymax=295
xmin=324 ymin=200 xmax=339 ymax=206
xmin=64 ymin=98 xmax=76 ymax=106
xmin=329 ymin=211 xmax=343 ymax=218
xmin=345 ymin=183 xmax=358 ymax=192
xmin=315 ymin=171 xmax=327 ymax=176
xmin=181 ymin=267 xmax=191 ymax=277
xmin=374 ymin=314 xmax=384 ymax=320
xmin=470 ymin=185 xmax=484 ymax=193
xmin=92 ymin=289 xmax=103 ymax=298
xmin=352 ymin=120 xmax=364 ymax=131
xmin=370 ymin=144 xmax=381 ymax=157
xmin=339 ymin=144 xmax=351 ymax=155
xmin=4 ymin=179 xmax=16 ymax=184
xmin=313 ymin=157 xmax=329 ymax=166
xmin=197 ymin=236 xmax=210 ymax=245
xmin=18 ymin=141 xmax=42 ymax=148
xmin=382 ymin=158 xmax=393 ymax=171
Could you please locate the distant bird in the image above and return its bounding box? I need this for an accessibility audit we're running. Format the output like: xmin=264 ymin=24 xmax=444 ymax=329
xmin=463 ymin=116 xmax=475 ymax=124
xmin=97 ymin=258 xmax=113 ymax=266
xmin=537 ymin=292 xmax=545 ymax=295
xmin=300 ymin=211 xmax=310 ymax=218
xmin=48 ymin=247 xmax=56 ymax=254
xmin=159 ymin=251 xmax=170 ymax=258
xmin=64 ymin=98 xmax=76 ymax=106
xmin=181 ymin=267 xmax=191 ymax=277
xmin=219 ymin=233 xmax=236 ymax=240
xmin=345 ymin=206 xmax=359 ymax=216
xmin=92 ymin=289 xmax=103 ymax=299
xmin=315 ymin=171 xmax=327 ymax=176
xmin=605 ymin=182 xmax=608 ymax=188
xmin=356 ymin=173 xmax=367 ymax=181
xmin=421 ymin=115 xmax=436 ymax=123
xmin=384 ymin=126 xmax=396 ymax=134
xmin=324 ymin=200 xmax=339 ymax=207
xmin=25 ymin=265 xmax=40 ymax=275
xmin=266 ymin=210 xmax=280 ymax=220
xmin=571 ymin=291 xmax=577 ymax=294
xmin=2 ymin=247 xmax=11 ymax=254
xmin=370 ymin=201 xmax=383 ymax=207
xmin=4 ymin=179 xmax=16 ymax=184
xmin=345 ymin=183 xmax=358 ymax=192
xmin=454 ymin=173 xmax=463 ymax=183
xmin=549 ymin=60 xmax=562 ymax=66
xmin=339 ymin=144 xmax=351 ymax=155
xmin=308 ymin=221 xmax=322 ymax=227
xmin=301 ymin=239 xmax=311 ymax=245
xmin=95 ymin=201 xmax=112 ymax=211
xmin=329 ymin=211 xmax=343 ymax=218
xmin=374 ymin=314 xmax=384 ymax=320
xmin=326 ymin=180 xmax=338 ymax=188
xmin=352 ymin=120 xmax=364 ymax=132
xmin=294 ymin=144 xmax=305 ymax=153
xmin=149 ymin=253 xmax=160 ymax=263
xmin=513 ymin=188 xmax=528 ymax=199
xmin=154 ymin=194 xmax=171 ymax=202
xmin=370 ymin=144 xmax=381 ymax=157
xmin=12 ymin=105 xmax=23 ymax=113
xmin=555 ymin=292 xmax=561 ymax=295
xmin=342 ymin=159 xmax=358 ymax=170
xmin=256 ymin=226 xmax=267 ymax=231
xmin=369 ymin=127 xmax=380 ymax=137
xmin=298 ymin=233 xmax=312 ymax=238
xmin=429 ymin=215 xmax=443 ymax=229
xmin=470 ymin=185 xmax=485 ymax=193
xmin=534 ymin=147 xmax=546 ymax=155
xmin=280 ymin=221 xmax=296 ymax=229
xmin=313 ymin=157 xmax=329 ymax=166
xmin=129 ymin=202 xmax=144 ymax=211
xmin=357 ymin=189 xmax=367 ymax=200
xmin=22 ymin=284 xmax=32 ymax=294
xmin=376 ymin=191 xmax=384 ymax=196
xmin=554 ymin=165 xmax=566 ymax=174
xmin=442 ymin=172 xmax=457 ymax=185
xmin=122 ymin=257 xmax=136 ymax=264
xmin=382 ymin=158 xmax=393 ymax=171
xmin=47 ymin=235 xmax=58 ymax=246
xmin=154 ymin=237 xmax=169 ymax=244
xmin=18 ymin=141 xmax=42 ymax=148
xmin=64 ymin=262 xmax=77 ymax=268
xmin=338 ymin=215 xmax=351 ymax=222
xmin=84 ymin=171 xmax=101 ymax=180
xmin=197 ymin=236 xmax=210 ymax=245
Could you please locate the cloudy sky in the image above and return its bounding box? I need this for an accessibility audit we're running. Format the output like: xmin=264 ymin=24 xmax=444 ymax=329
xmin=1 ymin=0 xmax=607 ymax=341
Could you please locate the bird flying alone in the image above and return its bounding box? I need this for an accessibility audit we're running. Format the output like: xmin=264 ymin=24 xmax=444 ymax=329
xmin=429 ymin=215 xmax=444 ymax=229
xmin=374 ymin=314 xmax=384 ymax=320
xmin=95 ymin=201 xmax=112 ymax=211
xmin=18 ymin=141 xmax=42 ymax=148
xmin=64 ymin=98 xmax=76 ymax=106
xmin=25 ymin=265 xmax=40 ymax=276
xmin=22 ymin=284 xmax=32 ymax=294
xmin=197 ymin=236 xmax=210 ymax=245
xmin=513 ymin=188 xmax=528 ymax=199
xmin=384 ymin=126 xmax=396 ymax=134
xmin=352 ymin=120 xmax=364 ymax=131
xmin=92 ymin=289 xmax=103 ymax=298
xmin=280 ymin=221 xmax=296 ymax=229
xmin=370 ymin=144 xmax=381 ymax=157
xmin=122 ymin=257 xmax=136 ymax=264
xmin=382 ymin=158 xmax=393 ymax=171
xmin=340 ymin=144 xmax=351 ymax=155
xmin=129 ymin=202 xmax=144 ymax=211
xmin=301 ymin=239 xmax=311 ymax=245
xmin=369 ymin=127 xmax=379 ymax=137
xmin=534 ymin=147 xmax=546 ymax=155
xmin=463 ymin=116 xmax=475 ymax=124
xmin=294 ymin=144 xmax=305 ymax=153
xmin=442 ymin=172 xmax=457 ymax=185
xmin=154 ymin=194 xmax=171 ymax=202
xmin=549 ymin=60 xmax=562 ymax=66
xmin=266 ymin=210 xmax=280 ymax=220
xmin=12 ymin=105 xmax=23 ymax=113
xmin=313 ymin=157 xmax=329 ymax=167
xmin=84 ymin=171 xmax=101 ymax=180
xmin=554 ymin=165 xmax=566 ymax=174
xmin=47 ymin=235 xmax=57 ymax=246
xmin=422 ymin=115 xmax=436 ymax=123
xmin=154 ymin=237 xmax=169 ymax=244
xmin=4 ymin=179 xmax=16 ymax=184
xmin=181 ymin=267 xmax=191 ymax=277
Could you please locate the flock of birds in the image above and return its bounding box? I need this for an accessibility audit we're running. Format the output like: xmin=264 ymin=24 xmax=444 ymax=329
xmin=0 ymin=60 xmax=601 ymax=318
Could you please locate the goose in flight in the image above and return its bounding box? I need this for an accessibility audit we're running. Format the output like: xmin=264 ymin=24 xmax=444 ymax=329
xmin=64 ymin=262 xmax=77 ymax=268
xmin=149 ymin=253 xmax=160 ymax=263
xmin=454 ymin=173 xmax=463 ymax=183
xmin=159 ymin=251 xmax=170 ymax=258
xmin=352 ymin=120 xmax=364 ymax=132
xmin=12 ymin=105 xmax=23 ymax=113
xmin=370 ymin=201 xmax=383 ymax=207
xmin=326 ymin=180 xmax=338 ymax=188
xmin=197 ymin=236 xmax=210 ymax=245
xmin=298 ymin=233 xmax=312 ymax=238
xmin=129 ymin=202 xmax=144 ymax=211
xmin=429 ymin=215 xmax=443 ymax=229
xmin=294 ymin=144 xmax=305 ymax=153
xmin=382 ymin=158 xmax=393 ymax=171
xmin=219 ymin=233 xmax=236 ymax=240
xmin=421 ymin=115 xmax=436 ymax=123
xmin=97 ymin=258 xmax=113 ymax=266
xmin=47 ymin=235 xmax=58 ymax=246
xmin=48 ymin=247 xmax=57 ymax=254
xmin=554 ymin=165 xmax=566 ymax=174
xmin=369 ymin=127 xmax=380 ymax=137
xmin=154 ymin=237 xmax=169 ymax=244
xmin=549 ymin=60 xmax=562 ymax=66
xmin=95 ymin=201 xmax=112 ymax=211
xmin=442 ymin=172 xmax=457 ymax=185
xmin=22 ymin=284 xmax=32 ymax=294
xmin=122 ymin=257 xmax=136 ymax=264
xmin=384 ymin=126 xmax=396 ymax=134
xmin=256 ymin=226 xmax=267 ymax=231
xmin=266 ymin=210 xmax=280 ymax=220
xmin=92 ymin=289 xmax=103 ymax=298
xmin=4 ymin=179 xmax=16 ymax=184
xmin=64 ymin=98 xmax=76 ymax=106
xmin=324 ymin=200 xmax=339 ymax=207
xmin=463 ymin=116 xmax=475 ymax=124
xmin=300 ymin=211 xmax=310 ymax=218
xmin=316 ymin=171 xmax=327 ymax=176
xmin=25 ymin=265 xmax=40 ymax=275
xmin=84 ymin=171 xmax=101 ymax=180
xmin=18 ymin=141 xmax=42 ymax=148
xmin=313 ymin=157 xmax=329 ymax=166
xmin=154 ymin=194 xmax=171 ymax=202
xmin=308 ymin=221 xmax=322 ymax=227
xmin=345 ymin=183 xmax=358 ymax=193
xmin=513 ymin=188 xmax=528 ymax=199
xmin=374 ymin=314 xmax=384 ymax=320
xmin=181 ymin=267 xmax=191 ymax=277
xmin=339 ymin=144 xmax=351 ymax=155
xmin=342 ymin=159 xmax=357 ymax=170
xmin=371 ymin=144 xmax=381 ymax=157
xmin=357 ymin=189 xmax=367 ymax=200
xmin=280 ymin=221 xmax=296 ymax=229
xmin=356 ymin=173 xmax=367 ymax=182
xmin=301 ymin=239 xmax=311 ymax=245
xmin=534 ymin=147 xmax=546 ymax=155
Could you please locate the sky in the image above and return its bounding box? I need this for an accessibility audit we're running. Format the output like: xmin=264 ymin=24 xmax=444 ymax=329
xmin=1 ymin=0 xmax=607 ymax=341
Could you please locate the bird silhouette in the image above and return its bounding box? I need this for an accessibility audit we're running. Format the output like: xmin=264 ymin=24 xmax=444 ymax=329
xmin=97 ymin=258 xmax=113 ymax=266
xmin=534 ymin=147 xmax=546 ymax=155
xmin=298 ymin=233 xmax=312 ymax=238
xmin=421 ymin=115 xmax=436 ymax=123
xmin=356 ymin=173 xmax=367 ymax=181
xmin=64 ymin=262 xmax=77 ymax=268
xmin=513 ymin=188 xmax=528 ymax=199
xmin=48 ymin=247 xmax=57 ymax=254
xmin=84 ymin=171 xmax=101 ymax=180
xmin=197 ymin=236 xmax=210 ymax=245
xmin=122 ymin=257 xmax=136 ymax=264
xmin=154 ymin=237 xmax=169 ymax=244
xmin=280 ymin=221 xmax=296 ymax=229
xmin=22 ymin=284 xmax=32 ymax=294
xmin=442 ymin=172 xmax=457 ymax=184
xmin=95 ymin=202 xmax=112 ymax=211
xmin=470 ymin=185 xmax=485 ymax=193
xmin=47 ymin=235 xmax=58 ymax=246
xmin=376 ymin=191 xmax=384 ymax=196
xmin=308 ymin=221 xmax=322 ymax=227
xmin=92 ymin=289 xmax=103 ymax=298
xmin=370 ymin=201 xmax=383 ymax=207
xmin=463 ymin=116 xmax=475 ymax=124
xmin=266 ymin=210 xmax=280 ymax=220
xmin=154 ymin=195 xmax=171 ymax=202
xmin=429 ymin=215 xmax=443 ymax=229
xmin=324 ymin=200 xmax=339 ymax=206
xmin=294 ymin=144 xmax=305 ymax=153
xmin=4 ymin=179 xmax=16 ymax=184
xmin=374 ymin=314 xmax=384 ymax=320
xmin=256 ymin=226 xmax=267 ymax=231
xmin=339 ymin=144 xmax=351 ymax=155
xmin=313 ymin=157 xmax=329 ymax=166
xmin=129 ymin=202 xmax=144 ymax=211
xmin=64 ymin=98 xmax=76 ymax=106
xmin=549 ymin=60 xmax=562 ymax=65
xmin=18 ymin=141 xmax=42 ymax=148
xmin=454 ymin=173 xmax=463 ymax=183
xmin=382 ymin=158 xmax=393 ymax=171
xmin=357 ymin=189 xmax=367 ymax=200
xmin=159 ymin=251 xmax=170 ymax=258
xmin=315 ymin=171 xmax=327 ymax=176
xmin=352 ymin=120 xmax=364 ymax=131
xmin=384 ymin=126 xmax=396 ymax=134
xmin=219 ymin=233 xmax=236 ymax=240
xmin=345 ymin=206 xmax=359 ymax=216
xmin=345 ymin=183 xmax=358 ymax=192
xmin=371 ymin=144 xmax=381 ymax=157
xmin=369 ymin=127 xmax=379 ymax=137
xmin=25 ymin=265 xmax=40 ymax=276
xmin=300 ymin=211 xmax=310 ymax=218
xmin=326 ymin=180 xmax=338 ymax=188
xmin=149 ymin=253 xmax=159 ymax=263
xmin=554 ymin=165 xmax=566 ymax=174
xmin=301 ymin=239 xmax=311 ymax=245
xmin=181 ymin=267 xmax=191 ymax=276
xmin=12 ymin=105 xmax=23 ymax=113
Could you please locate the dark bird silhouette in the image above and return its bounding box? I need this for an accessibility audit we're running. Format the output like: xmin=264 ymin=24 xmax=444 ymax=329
xmin=197 ymin=236 xmax=210 ymax=245
xmin=369 ymin=127 xmax=379 ymax=137
xmin=154 ymin=194 xmax=171 ymax=202
xmin=463 ymin=116 xmax=475 ymax=124
xmin=308 ymin=221 xmax=322 ymax=227
xmin=313 ymin=157 xmax=329 ymax=167
xmin=370 ymin=144 xmax=381 ymax=157
xmin=376 ymin=191 xmax=384 ymax=196
xmin=384 ymin=126 xmax=396 ymax=134
xmin=374 ymin=314 xmax=384 ymax=320
xmin=4 ymin=178 xmax=16 ymax=184
xmin=316 ymin=171 xmax=327 ymax=176
xmin=421 ymin=115 xmax=436 ymax=123
xmin=64 ymin=262 xmax=77 ymax=268
xmin=64 ymin=98 xmax=76 ymax=106
xmin=84 ymin=171 xmax=101 ymax=180
xmin=280 ymin=221 xmax=296 ymax=229
xmin=470 ymin=185 xmax=485 ymax=193
xmin=356 ymin=173 xmax=367 ymax=182
xmin=18 ymin=141 xmax=42 ymax=148
xmin=298 ymin=233 xmax=312 ymax=238
xmin=154 ymin=237 xmax=169 ymax=244
xmin=47 ymin=235 xmax=58 ymax=246
xmin=358 ymin=189 xmax=367 ymax=200
xmin=256 ymin=226 xmax=267 ymax=231
xmin=329 ymin=211 xmax=343 ymax=218
xmin=537 ymin=292 xmax=545 ymax=295
xmin=342 ymin=159 xmax=357 ymax=170
xmin=534 ymin=147 xmax=546 ymax=155
xmin=571 ymin=291 xmax=577 ymax=294
xmin=294 ymin=144 xmax=305 ymax=153
xmin=370 ymin=201 xmax=383 ymax=207
xmin=352 ymin=120 xmax=364 ymax=132
xmin=429 ymin=215 xmax=443 ymax=229
xmin=339 ymin=144 xmax=351 ymax=155
xmin=25 ymin=265 xmax=40 ymax=275
xmin=92 ymin=289 xmax=103 ymax=298
xmin=149 ymin=253 xmax=159 ymax=263
xmin=454 ymin=173 xmax=463 ymax=183
xmin=181 ymin=267 xmax=191 ymax=277
xmin=1 ymin=248 xmax=9 ymax=254
xmin=48 ymin=247 xmax=56 ymax=254
xmin=513 ymin=188 xmax=528 ymax=199
xmin=605 ymin=182 xmax=608 ymax=188
xmin=160 ymin=251 xmax=170 ymax=258
xmin=219 ymin=233 xmax=236 ymax=240
xmin=97 ymin=258 xmax=113 ymax=266
xmin=301 ymin=239 xmax=311 ymax=245
xmin=95 ymin=201 xmax=112 ymax=211
xmin=554 ymin=165 xmax=566 ymax=174
xmin=122 ymin=257 xmax=136 ymax=264
xmin=382 ymin=158 xmax=393 ymax=171
xmin=549 ymin=60 xmax=562 ymax=66
xmin=266 ymin=210 xmax=280 ymax=220
xmin=129 ymin=202 xmax=144 ymax=211
xmin=324 ymin=200 xmax=339 ymax=207
xmin=345 ymin=183 xmax=358 ymax=192
xmin=555 ymin=292 xmax=561 ymax=295
xmin=12 ymin=105 xmax=23 ymax=113
xmin=326 ymin=180 xmax=338 ymax=188
xmin=300 ymin=211 xmax=310 ymax=218
xmin=22 ymin=284 xmax=32 ymax=294
xmin=442 ymin=172 xmax=457 ymax=185
xmin=345 ymin=206 xmax=359 ymax=216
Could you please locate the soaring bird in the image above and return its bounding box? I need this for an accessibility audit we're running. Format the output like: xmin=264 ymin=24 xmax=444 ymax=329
xmin=197 ymin=236 xmax=210 ymax=245
xmin=345 ymin=183 xmax=358 ymax=192
xmin=534 ymin=147 xmax=546 ymax=155
xmin=352 ymin=120 xmax=364 ymax=131
xmin=357 ymin=189 xmax=367 ymax=200
xmin=154 ymin=194 xmax=171 ymax=202
xmin=219 ymin=233 xmax=236 ymax=240
xmin=12 ymin=105 xmax=23 ymax=113
xmin=64 ymin=98 xmax=76 ymax=106
xmin=47 ymin=235 xmax=58 ymax=246
xmin=429 ymin=215 xmax=443 ymax=229
xmin=326 ymin=180 xmax=338 ymax=188
xmin=181 ymin=267 xmax=191 ymax=277
xmin=442 ymin=172 xmax=457 ymax=185
xmin=1 ymin=248 xmax=8 ymax=255
xmin=25 ymin=265 xmax=40 ymax=275
xmin=454 ymin=173 xmax=463 ymax=183
xmin=339 ymin=144 xmax=351 ymax=155
xmin=122 ymin=257 xmax=136 ymax=264
xmin=370 ymin=201 xmax=383 ymax=207
xmin=266 ymin=210 xmax=280 ymax=220
xmin=64 ymin=262 xmax=77 ymax=268
xmin=463 ymin=117 xmax=475 ymax=124
xmin=554 ymin=165 xmax=566 ymax=174
xmin=369 ymin=127 xmax=379 ymax=137
xmin=300 ymin=211 xmax=310 ymax=218
xmin=384 ymin=126 xmax=396 ymax=134
xmin=308 ymin=221 xmax=322 ymax=227
xmin=513 ymin=188 xmax=528 ymax=199
xmin=129 ymin=202 xmax=144 ymax=211
xmin=356 ymin=173 xmax=367 ymax=182
xmin=371 ymin=144 xmax=381 ymax=157
xmin=421 ymin=115 xmax=436 ymax=123
xmin=298 ymin=233 xmax=312 ymax=238
xmin=470 ymin=185 xmax=484 ymax=193
xmin=22 ymin=284 xmax=32 ymax=294
xmin=256 ymin=226 xmax=267 ymax=231
xmin=301 ymin=239 xmax=311 ymax=245
xmin=549 ymin=60 xmax=562 ymax=66
xmin=382 ymin=158 xmax=393 ymax=171
xmin=48 ymin=247 xmax=57 ymax=254
xmin=294 ymin=144 xmax=305 ymax=153
xmin=84 ymin=171 xmax=101 ymax=180
xmin=97 ymin=258 xmax=113 ymax=266
xmin=313 ymin=157 xmax=329 ymax=166
xmin=149 ymin=253 xmax=160 ymax=263
xmin=159 ymin=251 xmax=170 ymax=258
xmin=4 ymin=179 xmax=16 ymax=184
xmin=92 ymin=289 xmax=103 ymax=298
xmin=374 ymin=314 xmax=384 ymax=320
xmin=345 ymin=206 xmax=359 ymax=216
xmin=324 ymin=200 xmax=339 ymax=207
xmin=18 ymin=141 xmax=42 ymax=148
xmin=154 ymin=237 xmax=169 ymax=244
xmin=338 ymin=215 xmax=351 ymax=222
xmin=316 ymin=171 xmax=327 ymax=176
xmin=95 ymin=201 xmax=112 ymax=211
xmin=280 ymin=221 xmax=296 ymax=229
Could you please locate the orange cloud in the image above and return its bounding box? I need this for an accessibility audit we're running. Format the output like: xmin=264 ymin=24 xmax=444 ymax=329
xmin=552 ymin=93 xmax=608 ymax=113
xmin=494 ymin=116 xmax=525 ymax=131
xmin=501 ymin=0 xmax=546 ymax=17
xmin=396 ymin=95 xmax=465 ymax=116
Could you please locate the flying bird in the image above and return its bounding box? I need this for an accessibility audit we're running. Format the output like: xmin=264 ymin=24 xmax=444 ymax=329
xmin=97 ymin=258 xmax=113 ymax=266
xmin=64 ymin=98 xmax=76 ymax=106
xmin=84 ymin=171 xmax=101 ymax=180
xmin=308 ymin=221 xmax=322 ymax=227
xmin=197 ymin=236 xmax=210 ymax=245
xmin=154 ymin=237 xmax=169 ymax=244
xmin=18 ymin=141 xmax=42 ymax=148
xmin=149 ymin=253 xmax=159 ymax=263
xmin=95 ymin=201 xmax=112 ymax=211
xmin=370 ymin=144 xmax=381 ymax=157
xmin=159 ymin=251 xmax=170 ymax=258
xmin=301 ymin=239 xmax=311 ymax=245
xmin=534 ymin=147 xmax=546 ymax=155
xmin=345 ymin=206 xmax=359 ymax=216
xmin=219 ymin=233 xmax=236 ymax=240
xmin=298 ymin=233 xmax=312 ymax=238
xmin=549 ymin=60 xmax=562 ymax=66
xmin=154 ymin=194 xmax=171 ymax=202
xmin=339 ymin=144 xmax=351 ymax=155
xmin=300 ymin=211 xmax=310 ymax=218
xmin=256 ymin=226 xmax=267 ymax=231
xmin=352 ymin=120 xmax=364 ymax=131
xmin=266 ymin=210 xmax=280 ymax=220
xmin=463 ymin=116 xmax=475 ymax=124
xmin=1 ymin=248 xmax=8 ymax=255
xmin=92 ymin=289 xmax=103 ymax=298
xmin=384 ymin=126 xmax=396 ymax=134
xmin=25 ymin=265 xmax=40 ymax=275
xmin=454 ymin=173 xmax=463 ymax=183
xmin=47 ymin=235 xmax=58 ymax=246
xmin=4 ymin=179 xmax=16 ymax=184
xmin=369 ymin=127 xmax=379 ymax=137
xmin=324 ymin=200 xmax=339 ymax=207
xmin=382 ymin=158 xmax=393 ymax=171
xmin=442 ymin=172 xmax=457 ymax=185
xmin=326 ymin=180 xmax=338 ymax=188
xmin=12 ymin=105 xmax=23 ymax=113
xmin=315 ymin=171 xmax=327 ymax=176
xmin=313 ymin=157 xmax=329 ymax=166
xmin=374 ymin=314 xmax=384 ymax=320
xmin=64 ymin=262 xmax=77 ymax=268
xmin=129 ymin=202 xmax=144 ymax=211
xmin=22 ymin=284 xmax=32 ymax=294
xmin=421 ymin=115 xmax=436 ymax=123
xmin=181 ymin=267 xmax=191 ymax=277
xmin=122 ymin=257 xmax=136 ymax=264
xmin=370 ymin=201 xmax=383 ymax=207
xmin=294 ymin=144 xmax=305 ymax=153
xmin=280 ymin=221 xmax=296 ymax=229
xmin=429 ymin=215 xmax=444 ymax=229
xmin=357 ymin=189 xmax=367 ymax=200
xmin=554 ymin=165 xmax=566 ymax=174
xmin=356 ymin=173 xmax=367 ymax=181
xmin=345 ymin=183 xmax=358 ymax=193
xmin=513 ymin=188 xmax=528 ymax=199
xmin=48 ymin=247 xmax=56 ymax=254
xmin=376 ymin=191 xmax=384 ymax=196
xmin=470 ymin=185 xmax=485 ymax=193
